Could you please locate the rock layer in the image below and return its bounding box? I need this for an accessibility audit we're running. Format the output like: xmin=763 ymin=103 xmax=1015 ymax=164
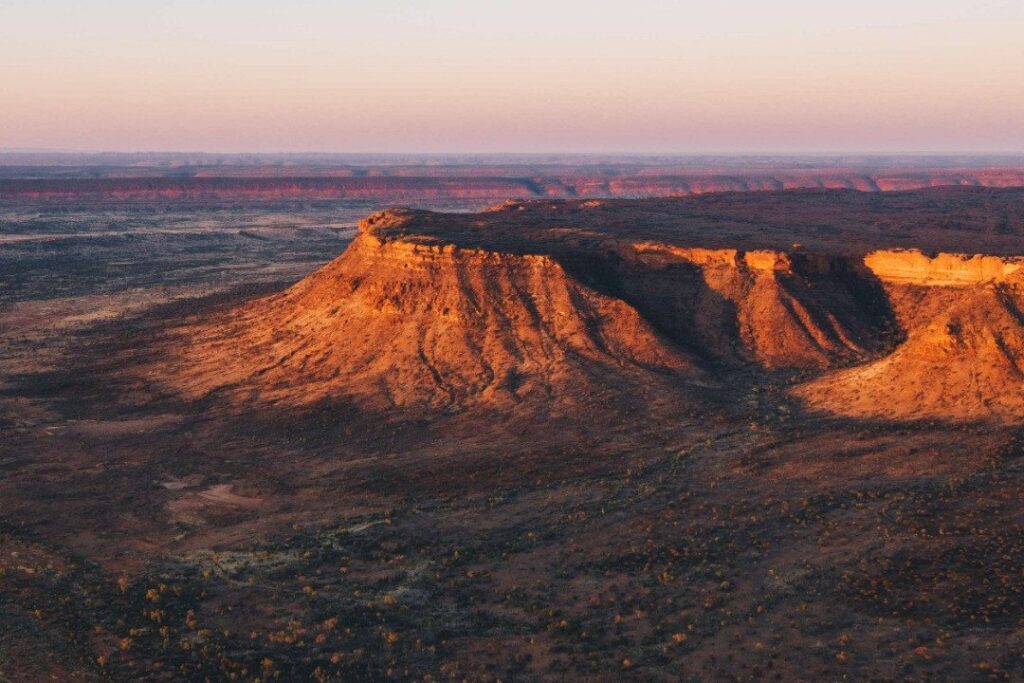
xmin=864 ymin=249 xmax=1024 ymax=286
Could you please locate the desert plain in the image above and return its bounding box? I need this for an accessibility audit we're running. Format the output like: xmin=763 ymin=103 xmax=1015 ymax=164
xmin=3 ymin=156 xmax=1024 ymax=681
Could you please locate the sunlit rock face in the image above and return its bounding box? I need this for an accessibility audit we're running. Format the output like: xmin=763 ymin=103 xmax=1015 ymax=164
xmin=163 ymin=211 xmax=707 ymax=412
xmin=795 ymin=283 xmax=1024 ymax=423
xmin=150 ymin=189 xmax=1024 ymax=424
xmin=864 ymin=250 xmax=1024 ymax=286
xmin=798 ymin=250 xmax=1024 ymax=423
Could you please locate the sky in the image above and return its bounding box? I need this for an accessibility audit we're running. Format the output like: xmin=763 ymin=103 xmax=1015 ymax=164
xmin=1 ymin=0 xmax=1022 ymax=154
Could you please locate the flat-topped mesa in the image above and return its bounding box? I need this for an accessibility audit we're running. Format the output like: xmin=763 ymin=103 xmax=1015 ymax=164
xmin=155 ymin=191 xmax=1024 ymax=423
xmin=864 ymin=249 xmax=1024 ymax=286
xmin=4 ymin=168 xmax=1024 ymax=201
xmin=166 ymin=219 xmax=707 ymax=411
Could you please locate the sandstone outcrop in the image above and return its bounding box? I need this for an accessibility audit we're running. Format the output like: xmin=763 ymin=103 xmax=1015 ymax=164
xmin=795 ymin=283 xmax=1024 ymax=423
xmin=168 ymin=212 xmax=706 ymax=410
xmin=791 ymin=249 xmax=1024 ymax=422
xmin=864 ymin=249 xmax=1024 ymax=286
xmin=159 ymin=189 xmax=1024 ymax=424
xmin=618 ymin=243 xmax=885 ymax=369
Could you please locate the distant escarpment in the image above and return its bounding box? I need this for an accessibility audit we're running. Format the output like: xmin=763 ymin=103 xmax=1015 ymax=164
xmin=3 ymin=167 xmax=1024 ymax=201
xmin=159 ymin=189 xmax=1024 ymax=423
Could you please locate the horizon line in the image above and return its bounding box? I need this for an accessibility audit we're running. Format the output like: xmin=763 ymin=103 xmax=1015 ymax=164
xmin=3 ymin=149 xmax=1024 ymax=159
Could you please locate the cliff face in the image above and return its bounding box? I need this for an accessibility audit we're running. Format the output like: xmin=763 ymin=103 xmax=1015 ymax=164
xmin=159 ymin=190 xmax=1024 ymax=424
xmin=795 ymin=282 xmax=1024 ymax=423
xmin=168 ymin=213 xmax=705 ymax=410
xmin=863 ymin=250 xmax=1024 ymax=286
xmin=794 ymin=250 xmax=1024 ymax=422
xmin=610 ymin=244 xmax=887 ymax=369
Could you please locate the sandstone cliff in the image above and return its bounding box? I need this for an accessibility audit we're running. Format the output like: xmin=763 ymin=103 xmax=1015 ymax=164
xmin=167 ymin=211 xmax=706 ymax=411
xmin=794 ymin=251 xmax=1024 ymax=423
xmin=864 ymin=249 xmax=1024 ymax=286
xmin=158 ymin=189 xmax=1024 ymax=424
xmin=619 ymin=244 xmax=886 ymax=369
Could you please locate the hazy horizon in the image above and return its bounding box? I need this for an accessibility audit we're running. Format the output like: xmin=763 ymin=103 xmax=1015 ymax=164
xmin=3 ymin=151 xmax=1024 ymax=161
xmin=3 ymin=0 xmax=1022 ymax=154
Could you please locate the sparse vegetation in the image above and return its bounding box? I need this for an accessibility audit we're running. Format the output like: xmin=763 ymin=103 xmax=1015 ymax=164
xmin=3 ymin=186 xmax=1024 ymax=680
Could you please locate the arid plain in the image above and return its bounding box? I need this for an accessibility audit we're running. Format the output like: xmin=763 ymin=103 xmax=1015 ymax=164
xmin=3 ymin=156 xmax=1024 ymax=681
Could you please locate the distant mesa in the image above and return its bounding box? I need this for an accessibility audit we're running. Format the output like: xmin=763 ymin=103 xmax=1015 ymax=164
xmin=3 ymin=165 xmax=1024 ymax=201
xmin=157 ymin=189 xmax=1024 ymax=424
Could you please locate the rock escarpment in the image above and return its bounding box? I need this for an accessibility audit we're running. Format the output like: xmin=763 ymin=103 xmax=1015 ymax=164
xmin=169 ymin=211 xmax=706 ymax=410
xmin=162 ymin=190 xmax=1024 ymax=424
xmin=795 ymin=251 xmax=1024 ymax=423
xmin=864 ymin=250 xmax=1024 ymax=287
xmin=4 ymin=167 xmax=1024 ymax=201
xmin=616 ymin=244 xmax=888 ymax=369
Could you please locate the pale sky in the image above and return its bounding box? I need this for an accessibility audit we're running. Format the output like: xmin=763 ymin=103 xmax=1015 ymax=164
xmin=1 ymin=0 xmax=1022 ymax=153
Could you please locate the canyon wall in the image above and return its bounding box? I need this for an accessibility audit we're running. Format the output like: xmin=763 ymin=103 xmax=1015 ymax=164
xmin=602 ymin=243 xmax=887 ymax=369
xmin=4 ymin=168 xmax=1024 ymax=201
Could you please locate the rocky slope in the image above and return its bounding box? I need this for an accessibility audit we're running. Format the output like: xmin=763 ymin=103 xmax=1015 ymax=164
xmin=612 ymin=244 xmax=887 ymax=369
xmin=166 ymin=211 xmax=707 ymax=411
xmin=159 ymin=188 xmax=1024 ymax=423
xmin=795 ymin=250 xmax=1024 ymax=422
